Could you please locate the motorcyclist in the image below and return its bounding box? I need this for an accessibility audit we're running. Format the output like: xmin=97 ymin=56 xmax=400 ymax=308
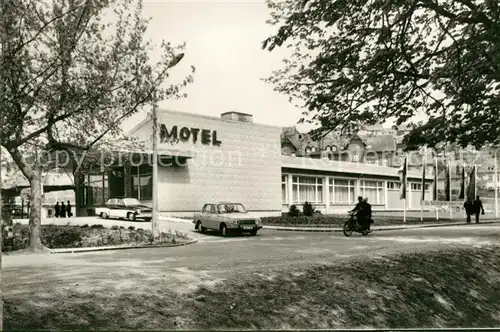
xmin=350 ymin=196 xmax=366 ymax=227
xmin=362 ymin=197 xmax=372 ymax=231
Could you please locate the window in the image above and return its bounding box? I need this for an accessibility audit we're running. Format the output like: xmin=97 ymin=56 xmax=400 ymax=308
xmin=282 ymin=175 xmax=288 ymax=204
xmin=329 ymin=178 xmax=355 ymax=204
xmin=411 ymin=183 xmax=423 ymax=191
xmin=387 ymin=182 xmax=401 ymax=190
xmin=361 ymin=180 xmax=384 ymax=204
xmin=424 ymin=183 xmax=430 ymax=191
xmin=131 ymin=164 xmax=153 ymax=201
xmin=292 ymin=176 xmax=323 ymax=204
xmin=85 ymin=173 xmax=108 ymax=206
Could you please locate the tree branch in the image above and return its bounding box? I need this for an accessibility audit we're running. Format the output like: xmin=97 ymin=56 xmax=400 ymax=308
xmin=11 ymin=2 xmax=87 ymax=56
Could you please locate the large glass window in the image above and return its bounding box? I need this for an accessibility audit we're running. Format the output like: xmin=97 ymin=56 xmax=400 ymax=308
xmin=282 ymin=175 xmax=288 ymax=204
xmin=131 ymin=164 xmax=153 ymax=201
xmin=329 ymin=178 xmax=355 ymax=204
xmin=361 ymin=180 xmax=384 ymax=204
xmin=292 ymin=176 xmax=323 ymax=204
xmin=85 ymin=173 xmax=108 ymax=206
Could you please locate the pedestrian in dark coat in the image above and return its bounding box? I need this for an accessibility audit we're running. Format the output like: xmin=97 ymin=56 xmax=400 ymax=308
xmin=472 ymin=196 xmax=485 ymax=223
xmin=464 ymin=200 xmax=473 ymax=223
xmin=60 ymin=202 xmax=66 ymax=218
xmin=54 ymin=202 xmax=60 ymax=218
xmin=66 ymin=201 xmax=72 ymax=217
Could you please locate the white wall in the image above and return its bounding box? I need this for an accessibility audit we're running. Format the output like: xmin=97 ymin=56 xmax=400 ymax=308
xmin=130 ymin=110 xmax=282 ymax=216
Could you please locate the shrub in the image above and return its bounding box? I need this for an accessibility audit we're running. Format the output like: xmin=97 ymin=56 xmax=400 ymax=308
xmin=119 ymin=226 xmax=125 ymax=229
xmin=80 ymin=224 xmax=89 ymax=228
xmin=111 ymin=225 xmax=119 ymax=230
xmin=90 ymin=224 xmax=104 ymax=229
xmin=288 ymin=204 xmax=300 ymax=217
xmin=303 ymin=201 xmax=314 ymax=217
xmin=128 ymin=226 xmax=135 ymax=231
xmin=42 ymin=226 xmax=83 ymax=248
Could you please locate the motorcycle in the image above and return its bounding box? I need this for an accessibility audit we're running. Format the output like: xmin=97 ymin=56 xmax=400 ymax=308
xmin=343 ymin=212 xmax=372 ymax=237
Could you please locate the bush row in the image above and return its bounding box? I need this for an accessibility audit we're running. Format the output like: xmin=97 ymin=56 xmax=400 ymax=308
xmin=2 ymin=223 xmax=189 ymax=252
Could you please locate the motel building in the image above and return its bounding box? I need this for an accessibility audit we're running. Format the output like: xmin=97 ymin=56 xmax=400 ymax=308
xmin=75 ymin=109 xmax=434 ymax=218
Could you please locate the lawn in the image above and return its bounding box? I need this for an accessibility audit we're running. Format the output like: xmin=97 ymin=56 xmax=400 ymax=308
xmin=4 ymin=246 xmax=500 ymax=330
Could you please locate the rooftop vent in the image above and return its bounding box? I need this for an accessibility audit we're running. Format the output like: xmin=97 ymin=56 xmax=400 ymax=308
xmin=221 ymin=111 xmax=253 ymax=123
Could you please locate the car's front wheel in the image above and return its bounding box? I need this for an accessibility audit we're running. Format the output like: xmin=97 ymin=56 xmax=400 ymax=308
xmin=127 ymin=212 xmax=136 ymax=221
xmin=250 ymin=229 xmax=258 ymax=236
xmin=196 ymin=221 xmax=206 ymax=233
xmin=220 ymin=223 xmax=228 ymax=237
xmin=100 ymin=212 xmax=108 ymax=219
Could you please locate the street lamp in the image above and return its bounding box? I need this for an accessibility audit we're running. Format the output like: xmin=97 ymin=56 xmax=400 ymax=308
xmin=151 ymin=53 xmax=185 ymax=237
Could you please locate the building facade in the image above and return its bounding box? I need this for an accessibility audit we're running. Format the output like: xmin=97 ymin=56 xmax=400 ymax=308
xmin=105 ymin=109 xmax=432 ymax=216
xmin=3 ymin=109 xmax=435 ymax=218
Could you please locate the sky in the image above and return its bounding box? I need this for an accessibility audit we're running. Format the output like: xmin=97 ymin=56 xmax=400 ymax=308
xmin=121 ymin=0 xmax=308 ymax=133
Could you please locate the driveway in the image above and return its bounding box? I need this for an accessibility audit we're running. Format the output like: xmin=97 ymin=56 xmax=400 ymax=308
xmin=4 ymin=224 xmax=500 ymax=293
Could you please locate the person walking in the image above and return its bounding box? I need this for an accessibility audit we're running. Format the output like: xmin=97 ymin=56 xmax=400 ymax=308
xmin=60 ymin=201 xmax=66 ymax=218
xmin=472 ymin=196 xmax=485 ymax=223
xmin=66 ymin=201 xmax=73 ymax=218
xmin=464 ymin=199 xmax=473 ymax=223
xmin=54 ymin=202 xmax=60 ymax=218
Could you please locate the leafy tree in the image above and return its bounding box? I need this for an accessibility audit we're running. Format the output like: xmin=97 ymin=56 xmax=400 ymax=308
xmin=262 ymin=0 xmax=500 ymax=151
xmin=0 ymin=0 xmax=194 ymax=251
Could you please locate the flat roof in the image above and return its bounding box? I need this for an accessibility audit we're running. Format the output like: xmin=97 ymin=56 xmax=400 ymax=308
xmin=127 ymin=108 xmax=280 ymax=135
xmin=281 ymin=155 xmax=433 ymax=180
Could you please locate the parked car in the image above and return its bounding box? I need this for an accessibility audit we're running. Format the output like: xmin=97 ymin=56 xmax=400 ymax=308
xmin=95 ymin=198 xmax=152 ymax=221
xmin=193 ymin=202 xmax=262 ymax=236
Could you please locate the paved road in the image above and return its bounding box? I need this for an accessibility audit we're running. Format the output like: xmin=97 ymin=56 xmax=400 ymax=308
xmin=4 ymin=224 xmax=500 ymax=295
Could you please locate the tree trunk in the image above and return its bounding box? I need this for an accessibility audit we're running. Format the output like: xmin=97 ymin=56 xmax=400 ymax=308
xmin=74 ymin=172 xmax=85 ymax=216
xmin=28 ymin=172 xmax=44 ymax=251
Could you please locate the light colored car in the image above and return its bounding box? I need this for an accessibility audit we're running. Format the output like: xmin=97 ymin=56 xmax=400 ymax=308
xmin=95 ymin=198 xmax=152 ymax=221
xmin=193 ymin=202 xmax=262 ymax=236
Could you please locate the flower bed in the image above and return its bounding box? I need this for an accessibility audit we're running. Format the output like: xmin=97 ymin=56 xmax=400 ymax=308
xmin=2 ymin=223 xmax=189 ymax=252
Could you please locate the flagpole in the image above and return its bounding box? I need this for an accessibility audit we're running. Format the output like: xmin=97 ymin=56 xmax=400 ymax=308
xmin=495 ymin=148 xmax=498 ymax=218
xmin=421 ymin=148 xmax=426 ymax=222
xmin=474 ymin=162 xmax=477 ymax=198
xmin=435 ymin=154 xmax=439 ymax=221
xmin=404 ymin=153 xmax=407 ymax=223
xmin=449 ymin=158 xmax=453 ymax=220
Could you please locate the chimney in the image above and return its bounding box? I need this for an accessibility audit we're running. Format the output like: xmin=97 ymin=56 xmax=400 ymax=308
xmin=221 ymin=111 xmax=253 ymax=123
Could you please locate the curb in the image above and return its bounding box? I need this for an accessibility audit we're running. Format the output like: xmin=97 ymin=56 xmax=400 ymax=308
xmin=263 ymin=221 xmax=500 ymax=233
xmin=49 ymin=238 xmax=198 ymax=254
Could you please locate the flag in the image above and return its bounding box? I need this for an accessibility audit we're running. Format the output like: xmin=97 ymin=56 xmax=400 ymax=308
xmin=445 ymin=162 xmax=451 ymax=201
xmin=399 ymin=157 xmax=407 ymax=199
xmin=433 ymin=157 xmax=438 ymax=200
xmin=421 ymin=162 xmax=426 ymax=201
xmin=459 ymin=165 xmax=465 ymax=199
xmin=467 ymin=166 xmax=476 ymax=201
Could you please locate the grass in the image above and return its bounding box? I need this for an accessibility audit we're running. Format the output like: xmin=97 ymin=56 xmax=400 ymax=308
xmin=4 ymin=246 xmax=500 ymax=330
